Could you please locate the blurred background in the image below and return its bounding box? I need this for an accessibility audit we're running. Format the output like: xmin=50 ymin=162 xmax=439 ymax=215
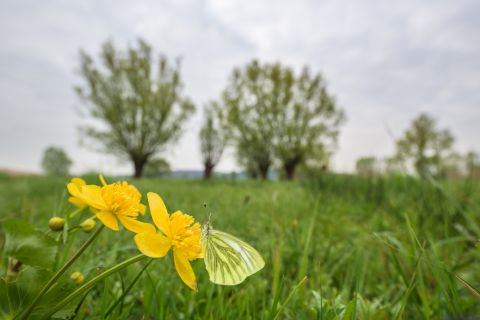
xmin=0 ymin=0 xmax=479 ymax=179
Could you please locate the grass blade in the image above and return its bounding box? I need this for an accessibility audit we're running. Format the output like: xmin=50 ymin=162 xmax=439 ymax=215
xmin=456 ymin=275 xmax=480 ymax=301
xmin=273 ymin=276 xmax=307 ymax=320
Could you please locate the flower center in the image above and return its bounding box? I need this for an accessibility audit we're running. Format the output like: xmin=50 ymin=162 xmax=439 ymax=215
xmin=169 ymin=211 xmax=202 ymax=260
xmin=101 ymin=181 xmax=143 ymax=217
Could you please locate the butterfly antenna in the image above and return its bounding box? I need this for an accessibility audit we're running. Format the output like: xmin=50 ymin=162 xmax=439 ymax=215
xmin=203 ymin=203 xmax=212 ymax=227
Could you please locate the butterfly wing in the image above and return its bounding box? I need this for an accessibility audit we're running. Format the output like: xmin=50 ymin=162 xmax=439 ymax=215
xmin=202 ymin=230 xmax=265 ymax=285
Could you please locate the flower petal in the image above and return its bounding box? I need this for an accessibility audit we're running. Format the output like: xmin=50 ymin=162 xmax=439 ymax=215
xmin=173 ymin=249 xmax=198 ymax=291
xmin=68 ymin=196 xmax=87 ymax=209
xmin=67 ymin=182 xmax=82 ymax=198
xmin=80 ymin=185 xmax=107 ymax=210
xmin=96 ymin=211 xmax=119 ymax=231
xmin=71 ymin=177 xmax=86 ymax=188
xmin=134 ymin=232 xmax=171 ymax=258
xmin=118 ymin=216 xmax=156 ymax=234
xmin=147 ymin=192 xmax=170 ymax=236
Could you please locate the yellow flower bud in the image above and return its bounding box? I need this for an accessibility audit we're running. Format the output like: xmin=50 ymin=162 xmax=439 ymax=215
xmin=48 ymin=217 xmax=65 ymax=231
xmin=70 ymin=271 xmax=85 ymax=285
xmin=80 ymin=218 xmax=96 ymax=233
xmin=292 ymin=219 xmax=299 ymax=227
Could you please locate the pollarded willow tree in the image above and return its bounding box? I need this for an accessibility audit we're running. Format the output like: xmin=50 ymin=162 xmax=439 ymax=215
xmin=396 ymin=113 xmax=454 ymax=178
xmin=222 ymin=60 xmax=345 ymax=180
xmin=199 ymin=103 xmax=227 ymax=179
xmin=222 ymin=62 xmax=276 ymax=179
xmin=271 ymin=65 xmax=345 ymax=179
xmin=76 ymin=39 xmax=194 ymax=178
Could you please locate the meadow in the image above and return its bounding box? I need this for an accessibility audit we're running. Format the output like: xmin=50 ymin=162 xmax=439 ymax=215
xmin=1 ymin=173 xmax=479 ymax=319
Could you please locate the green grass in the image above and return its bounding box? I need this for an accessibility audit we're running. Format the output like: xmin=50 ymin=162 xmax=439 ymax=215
xmin=1 ymin=173 xmax=480 ymax=319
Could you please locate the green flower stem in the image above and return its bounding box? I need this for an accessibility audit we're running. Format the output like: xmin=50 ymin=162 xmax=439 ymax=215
xmin=69 ymin=206 xmax=85 ymax=219
xmin=42 ymin=254 xmax=147 ymax=320
xmin=17 ymin=224 xmax=105 ymax=320
xmin=104 ymin=258 xmax=153 ymax=318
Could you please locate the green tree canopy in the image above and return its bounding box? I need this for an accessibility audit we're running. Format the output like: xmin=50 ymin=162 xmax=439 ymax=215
xmin=355 ymin=156 xmax=379 ymax=177
xmin=199 ymin=103 xmax=227 ymax=179
xmin=41 ymin=146 xmax=72 ymax=176
xmin=396 ymin=113 xmax=454 ymax=178
xmin=76 ymin=39 xmax=195 ymax=178
xmin=221 ymin=62 xmax=274 ymax=179
xmin=221 ymin=60 xmax=344 ymax=180
xmin=271 ymin=65 xmax=344 ymax=179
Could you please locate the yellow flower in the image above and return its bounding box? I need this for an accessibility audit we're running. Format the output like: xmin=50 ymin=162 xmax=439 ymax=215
xmin=67 ymin=178 xmax=88 ymax=208
xmin=67 ymin=175 xmax=153 ymax=233
xmin=134 ymin=192 xmax=202 ymax=291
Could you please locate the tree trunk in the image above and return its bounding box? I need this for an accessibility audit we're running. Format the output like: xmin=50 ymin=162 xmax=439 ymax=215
xmin=258 ymin=163 xmax=270 ymax=180
xmin=284 ymin=163 xmax=296 ymax=180
xmin=203 ymin=161 xmax=215 ymax=179
xmin=283 ymin=158 xmax=300 ymax=180
xmin=133 ymin=157 xmax=147 ymax=179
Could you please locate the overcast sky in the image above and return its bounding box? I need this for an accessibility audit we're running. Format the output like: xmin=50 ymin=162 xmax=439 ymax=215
xmin=0 ymin=0 xmax=479 ymax=175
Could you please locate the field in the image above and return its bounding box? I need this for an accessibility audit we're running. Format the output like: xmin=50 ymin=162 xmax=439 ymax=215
xmin=1 ymin=173 xmax=480 ymax=319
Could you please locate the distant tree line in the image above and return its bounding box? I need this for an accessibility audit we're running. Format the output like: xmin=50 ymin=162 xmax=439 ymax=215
xmin=53 ymin=38 xmax=476 ymax=181
xmin=355 ymin=113 xmax=480 ymax=179
xmin=71 ymin=39 xmax=345 ymax=180
xmin=200 ymin=60 xmax=345 ymax=180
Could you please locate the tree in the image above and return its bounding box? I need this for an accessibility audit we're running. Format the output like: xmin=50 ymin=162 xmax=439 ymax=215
xmin=295 ymin=145 xmax=331 ymax=178
xmin=221 ymin=62 xmax=274 ymax=179
xmin=199 ymin=103 xmax=226 ymax=179
xmin=355 ymin=156 xmax=379 ymax=177
xmin=41 ymin=146 xmax=72 ymax=176
xmin=221 ymin=60 xmax=344 ymax=180
xmin=75 ymin=39 xmax=195 ymax=178
xmin=383 ymin=156 xmax=406 ymax=175
xmin=236 ymin=137 xmax=272 ymax=179
xmin=395 ymin=113 xmax=454 ymax=178
xmin=143 ymin=158 xmax=171 ymax=177
xmin=270 ymin=65 xmax=345 ymax=180
xmin=442 ymin=152 xmax=464 ymax=178
xmin=465 ymin=151 xmax=480 ymax=178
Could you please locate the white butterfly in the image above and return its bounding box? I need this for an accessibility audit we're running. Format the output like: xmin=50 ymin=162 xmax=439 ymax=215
xmin=201 ymin=222 xmax=265 ymax=285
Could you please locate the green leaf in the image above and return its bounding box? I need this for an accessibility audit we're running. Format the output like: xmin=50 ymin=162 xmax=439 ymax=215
xmin=0 ymin=265 xmax=78 ymax=319
xmin=2 ymin=219 xmax=57 ymax=269
xmin=342 ymin=297 xmax=357 ymax=320
xmin=0 ymin=267 xmax=52 ymax=316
